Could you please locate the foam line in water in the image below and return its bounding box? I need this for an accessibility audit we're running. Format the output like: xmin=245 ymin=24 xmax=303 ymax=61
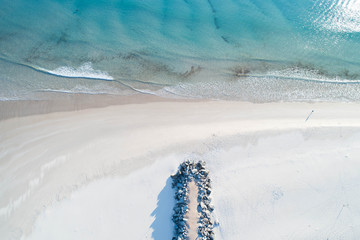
xmin=263 ymin=68 xmax=360 ymax=84
xmin=37 ymin=63 xmax=114 ymax=81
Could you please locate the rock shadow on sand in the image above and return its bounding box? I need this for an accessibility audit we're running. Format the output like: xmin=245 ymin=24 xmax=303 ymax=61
xmin=150 ymin=177 xmax=175 ymax=240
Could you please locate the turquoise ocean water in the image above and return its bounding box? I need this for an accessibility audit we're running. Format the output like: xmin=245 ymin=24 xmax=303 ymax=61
xmin=1 ymin=0 xmax=360 ymax=101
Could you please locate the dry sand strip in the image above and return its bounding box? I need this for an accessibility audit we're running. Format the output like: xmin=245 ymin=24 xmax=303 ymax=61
xmin=187 ymin=181 xmax=199 ymax=240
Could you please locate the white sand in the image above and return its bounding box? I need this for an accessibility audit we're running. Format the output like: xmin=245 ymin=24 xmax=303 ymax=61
xmin=187 ymin=181 xmax=199 ymax=240
xmin=1 ymin=101 xmax=360 ymax=240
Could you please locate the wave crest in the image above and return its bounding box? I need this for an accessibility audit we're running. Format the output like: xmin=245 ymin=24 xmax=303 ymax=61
xmin=38 ymin=62 xmax=114 ymax=80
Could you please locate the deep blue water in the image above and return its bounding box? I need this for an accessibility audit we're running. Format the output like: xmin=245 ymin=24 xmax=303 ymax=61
xmin=1 ymin=0 xmax=360 ymax=101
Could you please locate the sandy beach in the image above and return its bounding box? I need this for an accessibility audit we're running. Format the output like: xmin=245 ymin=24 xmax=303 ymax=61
xmin=1 ymin=100 xmax=360 ymax=240
xmin=187 ymin=181 xmax=199 ymax=240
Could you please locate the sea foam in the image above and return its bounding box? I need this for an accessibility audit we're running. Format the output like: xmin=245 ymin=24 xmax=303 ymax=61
xmin=39 ymin=63 xmax=114 ymax=80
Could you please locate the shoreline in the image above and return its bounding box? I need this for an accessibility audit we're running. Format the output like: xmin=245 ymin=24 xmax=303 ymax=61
xmin=1 ymin=90 xmax=360 ymax=122
xmin=1 ymin=100 xmax=360 ymax=240
xmin=0 ymin=93 xmax=195 ymax=121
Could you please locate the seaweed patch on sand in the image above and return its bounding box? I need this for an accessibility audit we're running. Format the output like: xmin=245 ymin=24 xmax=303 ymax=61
xmin=171 ymin=160 xmax=215 ymax=240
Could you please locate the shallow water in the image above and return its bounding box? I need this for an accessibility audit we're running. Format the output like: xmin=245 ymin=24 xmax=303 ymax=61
xmin=1 ymin=0 xmax=360 ymax=101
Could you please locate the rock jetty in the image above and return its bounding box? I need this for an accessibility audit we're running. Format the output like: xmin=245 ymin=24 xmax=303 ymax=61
xmin=171 ymin=160 xmax=215 ymax=240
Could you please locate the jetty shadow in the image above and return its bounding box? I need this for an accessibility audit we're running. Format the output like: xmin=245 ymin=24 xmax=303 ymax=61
xmin=150 ymin=177 xmax=175 ymax=240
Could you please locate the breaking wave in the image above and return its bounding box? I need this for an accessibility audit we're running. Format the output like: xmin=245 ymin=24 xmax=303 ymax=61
xmin=37 ymin=63 xmax=114 ymax=80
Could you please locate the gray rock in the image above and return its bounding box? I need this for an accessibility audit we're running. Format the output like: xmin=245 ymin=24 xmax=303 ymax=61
xmin=172 ymin=161 xmax=215 ymax=240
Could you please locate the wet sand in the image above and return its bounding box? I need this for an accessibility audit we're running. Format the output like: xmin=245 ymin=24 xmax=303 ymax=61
xmin=0 ymin=93 xmax=194 ymax=121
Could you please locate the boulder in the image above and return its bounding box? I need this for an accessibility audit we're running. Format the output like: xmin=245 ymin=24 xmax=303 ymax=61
xmin=172 ymin=161 xmax=215 ymax=240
